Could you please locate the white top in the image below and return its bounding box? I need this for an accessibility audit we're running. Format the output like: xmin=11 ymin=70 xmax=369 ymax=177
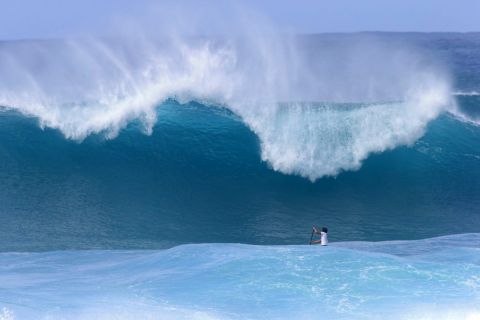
xmin=320 ymin=232 xmax=328 ymax=246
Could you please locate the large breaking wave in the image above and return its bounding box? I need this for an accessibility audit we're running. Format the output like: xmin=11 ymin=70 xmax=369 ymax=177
xmin=0 ymin=30 xmax=454 ymax=180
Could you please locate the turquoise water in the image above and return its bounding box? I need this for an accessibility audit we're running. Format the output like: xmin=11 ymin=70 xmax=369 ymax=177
xmin=1 ymin=101 xmax=480 ymax=250
xmin=0 ymin=33 xmax=480 ymax=319
xmin=1 ymin=234 xmax=479 ymax=319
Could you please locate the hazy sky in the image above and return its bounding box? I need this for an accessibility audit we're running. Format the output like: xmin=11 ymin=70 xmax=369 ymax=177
xmin=1 ymin=0 xmax=479 ymax=40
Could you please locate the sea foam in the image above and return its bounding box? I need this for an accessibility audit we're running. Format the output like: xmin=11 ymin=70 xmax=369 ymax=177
xmin=0 ymin=234 xmax=479 ymax=320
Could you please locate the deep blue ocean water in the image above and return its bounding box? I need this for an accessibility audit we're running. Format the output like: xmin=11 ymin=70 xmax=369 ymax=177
xmin=1 ymin=101 xmax=480 ymax=251
xmin=0 ymin=33 xmax=479 ymax=319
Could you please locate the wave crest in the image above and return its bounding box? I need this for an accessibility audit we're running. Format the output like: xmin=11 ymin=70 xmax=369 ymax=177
xmin=241 ymin=85 xmax=451 ymax=180
xmin=0 ymin=32 xmax=453 ymax=179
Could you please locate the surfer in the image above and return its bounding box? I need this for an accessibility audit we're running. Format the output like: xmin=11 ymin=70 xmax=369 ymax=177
xmin=310 ymin=226 xmax=328 ymax=245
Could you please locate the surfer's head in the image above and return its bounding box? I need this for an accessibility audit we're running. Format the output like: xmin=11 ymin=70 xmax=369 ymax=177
xmin=322 ymin=226 xmax=328 ymax=233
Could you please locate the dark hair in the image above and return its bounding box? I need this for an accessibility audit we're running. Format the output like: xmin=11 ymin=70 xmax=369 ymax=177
xmin=322 ymin=226 xmax=328 ymax=233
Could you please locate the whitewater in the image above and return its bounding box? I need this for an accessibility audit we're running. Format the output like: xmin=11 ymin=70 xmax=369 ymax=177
xmin=1 ymin=234 xmax=479 ymax=319
xmin=0 ymin=8 xmax=480 ymax=319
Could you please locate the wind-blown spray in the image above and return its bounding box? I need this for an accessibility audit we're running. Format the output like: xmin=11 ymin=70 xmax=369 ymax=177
xmin=0 ymin=4 xmax=453 ymax=180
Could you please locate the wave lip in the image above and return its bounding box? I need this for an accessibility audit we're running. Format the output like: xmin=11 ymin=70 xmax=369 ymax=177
xmin=245 ymin=85 xmax=451 ymax=180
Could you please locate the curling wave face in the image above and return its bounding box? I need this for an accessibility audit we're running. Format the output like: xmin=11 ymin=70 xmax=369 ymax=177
xmin=1 ymin=100 xmax=480 ymax=250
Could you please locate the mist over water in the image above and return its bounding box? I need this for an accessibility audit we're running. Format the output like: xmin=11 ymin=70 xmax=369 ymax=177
xmin=1 ymin=3 xmax=480 ymax=319
xmin=0 ymin=3 xmax=456 ymax=179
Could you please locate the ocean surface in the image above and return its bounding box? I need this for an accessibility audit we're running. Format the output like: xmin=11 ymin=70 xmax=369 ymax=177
xmin=0 ymin=33 xmax=479 ymax=319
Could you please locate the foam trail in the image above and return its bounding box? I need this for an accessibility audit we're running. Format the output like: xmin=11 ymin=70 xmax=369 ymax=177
xmin=449 ymin=109 xmax=480 ymax=127
xmin=453 ymin=91 xmax=480 ymax=96
xmin=448 ymin=92 xmax=480 ymax=127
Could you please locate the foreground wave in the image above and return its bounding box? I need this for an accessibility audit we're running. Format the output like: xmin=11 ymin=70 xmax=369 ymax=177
xmin=0 ymin=234 xmax=479 ymax=320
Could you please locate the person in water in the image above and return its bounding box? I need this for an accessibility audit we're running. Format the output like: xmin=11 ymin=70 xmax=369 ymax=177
xmin=310 ymin=226 xmax=328 ymax=245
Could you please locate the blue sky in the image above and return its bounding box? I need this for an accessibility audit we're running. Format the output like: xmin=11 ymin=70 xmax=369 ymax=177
xmin=1 ymin=0 xmax=479 ymax=40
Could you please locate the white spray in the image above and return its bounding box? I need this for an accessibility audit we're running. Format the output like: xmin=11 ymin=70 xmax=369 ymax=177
xmin=0 ymin=3 xmax=453 ymax=180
